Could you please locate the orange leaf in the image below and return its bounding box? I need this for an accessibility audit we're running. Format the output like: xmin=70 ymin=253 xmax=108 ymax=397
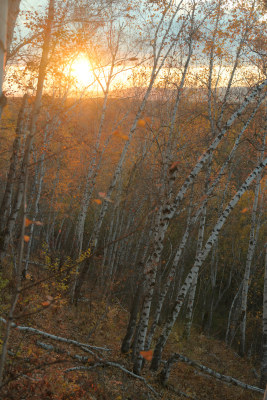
xmin=41 ymin=301 xmax=51 ymax=307
xmin=241 ymin=208 xmax=249 ymax=213
xmin=120 ymin=134 xmax=129 ymax=140
xmin=93 ymin=199 xmax=102 ymax=205
xmin=113 ymin=130 xmax=129 ymax=140
xmin=137 ymin=119 xmax=146 ymax=127
xmin=140 ymin=350 xmax=153 ymax=361
xmin=24 ymin=235 xmax=30 ymax=242
xmin=25 ymin=218 xmax=32 ymax=227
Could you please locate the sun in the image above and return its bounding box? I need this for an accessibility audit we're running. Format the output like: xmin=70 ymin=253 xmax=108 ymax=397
xmin=70 ymin=55 xmax=94 ymax=88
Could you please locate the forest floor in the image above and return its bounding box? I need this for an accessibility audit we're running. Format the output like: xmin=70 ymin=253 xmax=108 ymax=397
xmin=0 ymin=267 xmax=263 ymax=400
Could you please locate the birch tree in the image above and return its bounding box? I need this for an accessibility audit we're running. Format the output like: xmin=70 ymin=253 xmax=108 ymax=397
xmin=150 ymin=158 xmax=267 ymax=371
xmin=0 ymin=0 xmax=9 ymax=117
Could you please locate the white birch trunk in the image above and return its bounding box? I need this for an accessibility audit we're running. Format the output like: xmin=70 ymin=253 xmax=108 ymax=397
xmin=145 ymin=185 xmax=195 ymax=351
xmin=0 ymin=0 xmax=54 ymax=266
xmin=150 ymin=158 xmax=267 ymax=371
xmin=184 ymin=205 xmax=207 ymax=338
xmin=261 ymin=244 xmax=267 ymax=388
xmin=0 ymin=0 xmax=8 ymax=117
xmin=0 ymin=94 xmax=28 ymax=231
xmin=133 ymin=79 xmax=267 ymax=375
xmin=73 ymin=0 xmax=190 ymax=304
xmin=239 ymin=168 xmax=263 ymax=354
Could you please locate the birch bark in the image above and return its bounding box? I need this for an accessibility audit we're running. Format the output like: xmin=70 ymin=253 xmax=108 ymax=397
xmin=0 ymin=0 xmax=8 ymax=118
xmin=0 ymin=0 xmax=54 ymax=267
xmin=239 ymin=135 xmax=265 ymax=355
xmin=72 ymin=6 xmax=187 ymax=302
xmin=150 ymin=158 xmax=267 ymax=371
xmin=133 ymin=79 xmax=267 ymax=374
xmin=261 ymin=244 xmax=267 ymax=388
xmin=0 ymin=94 xmax=28 ymax=231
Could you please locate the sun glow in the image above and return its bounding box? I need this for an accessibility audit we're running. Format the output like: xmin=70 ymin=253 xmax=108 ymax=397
xmin=70 ymin=55 xmax=95 ymax=88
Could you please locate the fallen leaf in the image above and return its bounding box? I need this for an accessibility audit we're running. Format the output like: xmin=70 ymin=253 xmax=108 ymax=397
xmin=41 ymin=301 xmax=51 ymax=307
xmin=46 ymin=295 xmax=53 ymax=301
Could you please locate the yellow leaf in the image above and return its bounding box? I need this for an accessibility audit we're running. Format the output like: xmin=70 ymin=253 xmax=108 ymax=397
xmin=120 ymin=134 xmax=129 ymax=140
xmin=140 ymin=350 xmax=153 ymax=361
xmin=113 ymin=130 xmax=129 ymax=140
xmin=137 ymin=119 xmax=146 ymax=127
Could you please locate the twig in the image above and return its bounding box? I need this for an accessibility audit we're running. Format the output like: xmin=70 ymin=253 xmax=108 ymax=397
xmin=36 ymin=338 xmax=159 ymax=397
xmin=165 ymin=353 xmax=264 ymax=394
xmin=165 ymin=383 xmax=200 ymax=400
xmin=0 ymin=317 xmax=111 ymax=353
xmin=65 ymin=362 xmax=159 ymax=397
xmin=36 ymin=341 xmax=89 ymax=363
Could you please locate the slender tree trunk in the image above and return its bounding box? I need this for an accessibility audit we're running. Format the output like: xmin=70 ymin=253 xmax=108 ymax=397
xmin=121 ymin=282 xmax=144 ymax=354
xmin=133 ymin=81 xmax=267 ymax=374
xmin=225 ymin=282 xmax=242 ymax=345
xmin=0 ymin=94 xmax=28 ymax=231
xmin=184 ymin=204 xmax=207 ymax=338
xmin=239 ymin=170 xmax=263 ymax=354
xmin=260 ymin=244 xmax=267 ymax=388
xmin=0 ymin=0 xmax=54 ymax=267
xmin=150 ymin=159 xmax=267 ymax=371
xmin=0 ymin=0 xmax=8 ymax=118
xmin=22 ymin=130 xmax=48 ymax=277
xmin=145 ymin=185 xmax=195 ymax=351
xmin=0 ymin=159 xmax=27 ymax=385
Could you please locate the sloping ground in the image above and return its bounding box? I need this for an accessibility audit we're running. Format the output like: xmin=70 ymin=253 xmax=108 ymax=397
xmin=0 ymin=281 xmax=263 ymax=400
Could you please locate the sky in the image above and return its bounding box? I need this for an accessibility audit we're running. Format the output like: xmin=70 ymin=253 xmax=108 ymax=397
xmin=6 ymin=0 xmax=264 ymax=96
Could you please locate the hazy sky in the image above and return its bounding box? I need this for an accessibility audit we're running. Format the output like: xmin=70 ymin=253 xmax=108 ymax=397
xmin=21 ymin=0 xmax=47 ymax=10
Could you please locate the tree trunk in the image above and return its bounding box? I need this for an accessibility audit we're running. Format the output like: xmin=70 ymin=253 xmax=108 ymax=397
xmin=0 ymin=0 xmax=54 ymax=268
xmin=239 ymin=154 xmax=264 ymax=355
xmin=0 ymin=94 xmax=28 ymax=231
xmin=260 ymin=244 xmax=267 ymax=388
xmin=0 ymin=0 xmax=8 ymax=117
xmin=150 ymin=159 xmax=267 ymax=371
